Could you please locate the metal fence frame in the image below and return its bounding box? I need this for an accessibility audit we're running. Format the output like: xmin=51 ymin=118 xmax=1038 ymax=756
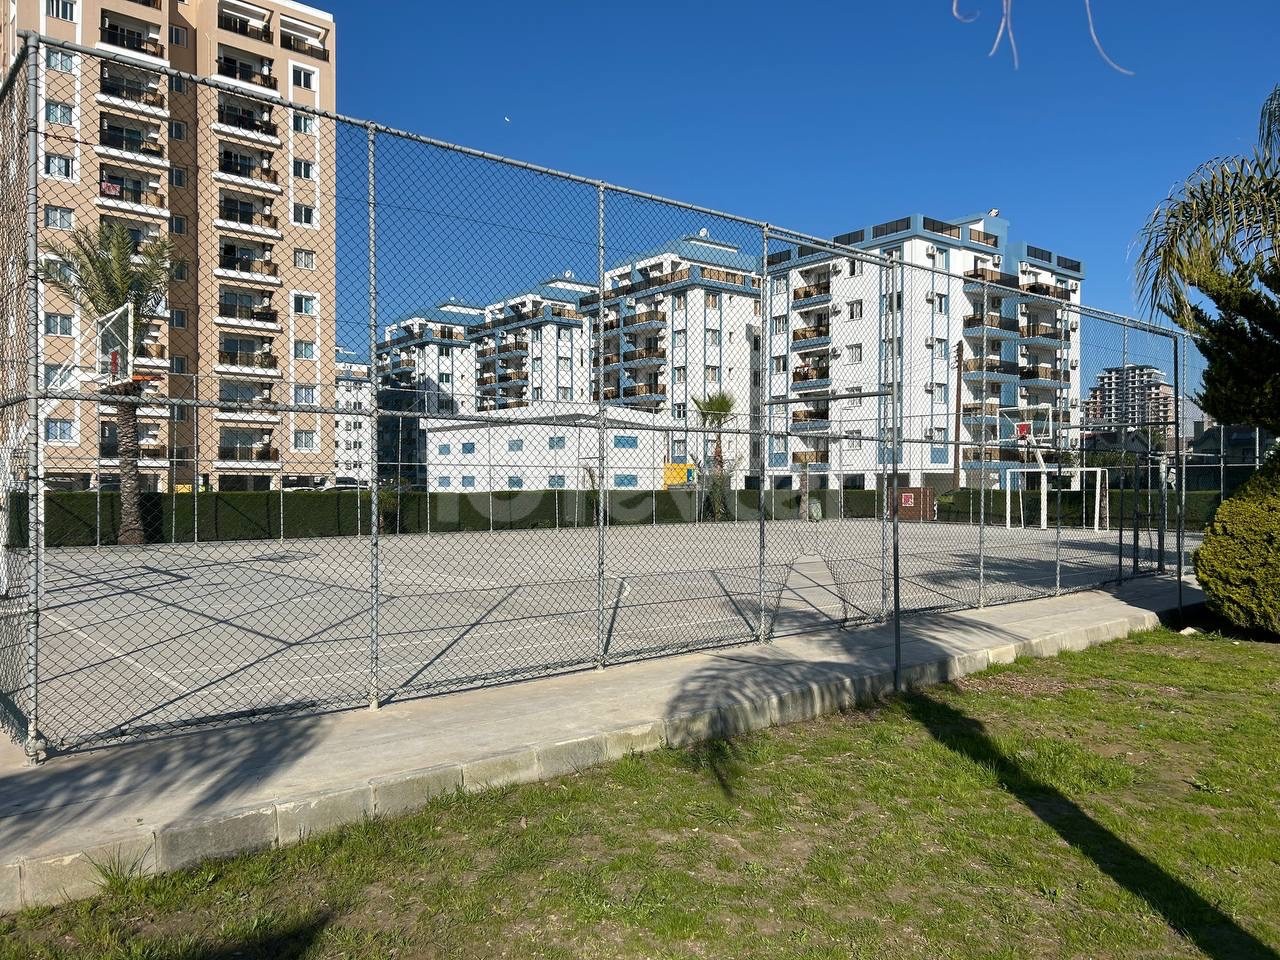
xmin=0 ymin=32 xmax=1229 ymax=762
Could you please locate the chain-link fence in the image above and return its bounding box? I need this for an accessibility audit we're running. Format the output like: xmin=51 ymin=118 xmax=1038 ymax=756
xmin=0 ymin=33 xmax=1247 ymax=759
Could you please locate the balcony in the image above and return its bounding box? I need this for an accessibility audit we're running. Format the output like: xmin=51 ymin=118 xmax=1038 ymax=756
xmin=217 ymin=205 xmax=279 ymax=230
xmin=99 ymin=76 xmax=165 ymax=109
xmin=961 ymin=358 xmax=1020 ymax=381
xmin=216 ymin=107 xmax=278 ymax=137
xmin=969 ymin=227 xmax=999 ymax=248
xmin=792 ymin=367 xmax=831 ymax=390
xmin=580 ymin=268 xmax=691 ymax=307
xmin=217 ymin=58 xmax=278 ymax=90
xmin=217 ymin=445 xmax=280 ymax=463
xmin=218 ymin=350 xmax=278 ymax=369
xmin=792 ymin=451 xmax=829 ymax=466
xmin=961 ymin=401 xmax=1001 ymax=424
xmin=792 ymin=282 xmax=831 ymax=304
xmin=624 ymin=309 xmax=667 ymax=331
xmin=1020 ymin=281 xmax=1070 ymax=300
xmin=621 ymin=383 xmax=666 ymax=402
xmin=963 ymin=268 xmax=1021 ymax=289
xmin=100 ymin=27 xmax=165 ymax=59
xmin=962 ymin=446 xmax=1024 ymax=464
xmin=389 ymin=356 xmax=415 ymax=373
xmin=218 ymin=13 xmax=273 ymax=43
xmin=281 ymin=33 xmax=330 ymax=61
xmin=98 ymin=181 xmax=164 ymax=207
xmin=790 ymin=326 xmax=832 ymax=352
xmin=217 ymin=303 xmax=278 ymax=324
xmin=962 ymin=314 xmax=1019 ymax=340
xmin=1019 ymin=365 xmax=1070 ymax=387
xmin=98 ymin=130 xmax=164 ymax=158
xmin=126 ymin=0 xmax=161 ymax=7
xmin=497 ymin=339 xmax=530 ymax=354
xmin=133 ymin=342 xmax=167 ymax=365
xmin=624 ymin=346 xmax=666 ymax=365
xmin=791 ymin=411 xmax=830 ymax=433
xmin=218 ymin=253 xmax=278 ymax=277
xmin=1020 ymin=323 xmax=1067 ymax=343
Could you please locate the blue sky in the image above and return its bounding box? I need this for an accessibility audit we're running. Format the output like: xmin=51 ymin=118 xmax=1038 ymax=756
xmin=322 ymin=0 xmax=1278 ymax=321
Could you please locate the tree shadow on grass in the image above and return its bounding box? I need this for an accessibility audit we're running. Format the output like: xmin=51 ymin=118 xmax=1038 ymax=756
xmin=903 ymin=691 xmax=1278 ymax=960
xmin=154 ymin=911 xmax=330 ymax=960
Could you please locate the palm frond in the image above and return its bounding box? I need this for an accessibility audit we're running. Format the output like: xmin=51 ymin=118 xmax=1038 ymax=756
xmin=1261 ymin=83 xmax=1280 ymax=159
xmin=691 ymin=391 xmax=735 ymax=427
xmin=1133 ymin=150 xmax=1280 ymax=322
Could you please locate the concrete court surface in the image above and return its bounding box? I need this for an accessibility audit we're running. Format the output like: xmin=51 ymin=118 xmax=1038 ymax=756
xmin=24 ymin=518 xmax=1180 ymax=752
xmin=0 ymin=571 xmax=1196 ymax=910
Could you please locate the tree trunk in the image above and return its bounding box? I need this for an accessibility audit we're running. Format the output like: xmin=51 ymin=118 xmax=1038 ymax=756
xmin=799 ymin=462 xmax=810 ymax=521
xmin=115 ymin=385 xmax=145 ymax=546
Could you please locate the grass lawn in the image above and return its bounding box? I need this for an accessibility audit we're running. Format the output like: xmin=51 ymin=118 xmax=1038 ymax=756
xmin=3 ymin=626 xmax=1279 ymax=960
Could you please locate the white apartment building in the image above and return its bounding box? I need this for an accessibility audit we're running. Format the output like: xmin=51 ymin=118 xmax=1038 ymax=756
xmin=1083 ymin=363 xmax=1176 ymax=450
xmin=763 ymin=213 xmax=1084 ymax=491
xmin=331 ymin=347 xmax=371 ymax=487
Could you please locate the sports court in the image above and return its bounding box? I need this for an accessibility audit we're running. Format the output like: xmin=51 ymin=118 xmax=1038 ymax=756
xmin=25 ymin=517 xmax=1183 ymax=752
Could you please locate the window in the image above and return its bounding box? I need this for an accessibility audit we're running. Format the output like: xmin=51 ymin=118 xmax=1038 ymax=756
xmin=294 ymin=340 xmax=316 ymax=359
xmin=169 ymin=355 xmax=186 ymax=374
xmin=293 ymin=294 xmax=315 ymax=315
xmin=45 ymin=49 xmax=75 ymax=72
xmin=294 ymin=384 xmax=316 ymax=405
xmin=705 ymin=365 xmax=721 ymax=383
xmin=45 ymin=101 xmax=72 ymax=125
xmin=671 ymin=438 xmax=687 ymax=461
xmin=529 ymin=327 xmax=542 ymax=343
xmin=44 ymin=154 xmax=72 ymax=179
xmin=439 ymin=372 xmax=452 ymax=384
xmin=673 ymin=366 xmax=686 ymax=384
xmin=294 ymin=249 xmax=315 ymax=270
xmin=933 ymin=293 xmax=948 ymax=314
xmin=849 ymin=300 xmax=863 ymax=321
xmin=292 ymin=203 xmax=314 ymax=226
xmin=293 ymin=429 xmax=316 ymax=451
xmin=557 ymin=386 xmax=572 ymax=401
xmin=848 ymin=430 xmax=863 ymax=449
xmin=705 ymin=293 xmax=719 ymax=308
xmin=169 ymin=74 xmax=186 ymax=94
xmin=293 ymin=112 xmax=315 ymax=134
xmin=43 ymin=364 xmax=70 ymax=388
xmin=44 ymin=312 xmax=72 ymax=335
xmin=44 ymin=206 xmax=73 ymax=230
xmin=292 ymin=159 xmax=314 ymax=180
xmin=172 ymin=260 xmax=188 ymax=281
xmin=169 ymin=25 xmax=188 ymax=46
xmin=169 ymin=121 xmax=186 ymax=141
xmin=461 ymin=442 xmax=475 ymax=454
xmin=45 ymin=1 xmax=75 ymax=22
xmin=169 ymin=216 xmax=186 ymax=235
xmin=849 ymin=343 xmax=863 ymax=363
xmin=614 ymin=474 xmax=638 ymax=488
xmin=548 ymin=474 xmax=566 ymax=489
xmin=771 ymin=356 xmax=787 ymax=374
xmin=292 ymin=66 xmax=315 ymax=89
xmin=461 ymin=475 xmax=476 ymax=488
xmin=507 ymin=476 xmax=524 ymax=489
xmin=930 ymin=382 xmax=947 ymax=402
xmin=771 ymin=316 xmax=787 ymax=335
xmin=42 ymin=417 xmax=78 ymax=445
xmin=548 ymin=436 xmax=566 ymax=450
xmin=672 ymin=402 xmax=686 ymax=420
xmin=613 ymin=435 xmax=638 ymax=449
xmin=557 ymin=327 xmax=571 ymax=340
xmin=508 ymin=438 xmax=523 ymax=452
xmin=437 ymin=443 xmax=451 ymax=455
xmin=169 ymin=308 xmax=187 ymax=329
xmin=706 ymin=329 xmax=721 ymax=347
xmin=671 ymin=329 xmax=685 ymax=349
xmin=437 ymin=476 xmax=451 ymax=488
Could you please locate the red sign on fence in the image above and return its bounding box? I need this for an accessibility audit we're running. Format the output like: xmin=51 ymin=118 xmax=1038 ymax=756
xmin=900 ymin=492 xmax=915 ymax=508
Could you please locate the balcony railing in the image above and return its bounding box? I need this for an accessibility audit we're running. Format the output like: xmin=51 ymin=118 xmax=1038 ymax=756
xmin=218 ymin=254 xmax=278 ymax=276
xmin=962 ymin=358 xmax=1019 ymax=376
xmin=1020 ymin=323 xmax=1066 ymax=340
xmin=1019 ymin=365 xmax=1070 ymax=383
xmin=99 ymin=76 xmax=165 ymax=108
xmin=963 ymin=268 xmax=1021 ymax=288
xmin=134 ymin=343 xmax=166 ymax=360
xmin=98 ymin=181 xmax=164 ymax=206
xmin=497 ymin=339 xmax=529 ymax=353
xmin=969 ymin=227 xmax=999 ymax=248
xmin=962 ymin=447 xmax=1024 ymax=463
xmin=792 ymin=367 xmax=830 ymax=384
xmin=792 ymin=410 xmax=830 ymax=422
xmin=98 ymin=130 xmax=164 ymax=157
xmin=701 ymin=267 xmax=757 ymax=287
xmin=962 ymin=402 xmax=1001 ymax=417
xmin=624 ymin=346 xmax=666 ymax=362
xmin=792 ymin=326 xmax=830 ymax=342
xmin=218 ymin=158 xmax=279 ymax=182
xmin=217 ymin=206 xmax=278 ymax=229
xmin=792 ymin=282 xmax=831 ymax=301
xmin=623 ymin=384 xmax=666 ymax=399
xmin=218 ymin=350 xmax=277 ymax=368
xmin=580 ymin=268 xmax=691 ymax=307
xmin=216 ymin=58 xmax=278 ymax=90
xmin=281 ymin=33 xmax=330 ymax=61
xmin=126 ymin=0 xmax=161 ymax=7
xmin=1020 ymin=281 xmax=1070 ymax=300
xmin=218 ymin=445 xmax=280 ymax=462
xmin=962 ymin=314 xmax=1019 ymax=333
xmin=624 ymin=309 xmax=667 ymax=327
xmin=792 ymin=451 xmax=829 ymax=465
xmin=217 ymin=303 xmax=278 ymax=323
xmin=218 ymin=13 xmax=273 ymax=43
xmin=216 ymin=107 xmax=278 ymax=136
xmin=100 ymin=28 xmax=165 ymax=58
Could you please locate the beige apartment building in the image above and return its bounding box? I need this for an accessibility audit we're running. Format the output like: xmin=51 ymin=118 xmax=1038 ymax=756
xmin=5 ymin=0 xmax=337 ymax=492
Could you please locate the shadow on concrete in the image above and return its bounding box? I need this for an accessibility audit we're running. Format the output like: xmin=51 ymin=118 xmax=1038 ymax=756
xmin=903 ymin=692 xmax=1278 ymax=960
xmin=0 ymin=712 xmax=326 ymax=855
xmin=155 ymin=911 xmax=331 ymax=960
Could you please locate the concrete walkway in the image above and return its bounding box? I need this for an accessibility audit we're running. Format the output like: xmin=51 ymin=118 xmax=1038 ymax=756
xmin=0 ymin=576 xmax=1196 ymax=911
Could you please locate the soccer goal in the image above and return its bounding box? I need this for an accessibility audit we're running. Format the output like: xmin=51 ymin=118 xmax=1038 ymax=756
xmin=1000 ymin=417 xmax=1107 ymax=532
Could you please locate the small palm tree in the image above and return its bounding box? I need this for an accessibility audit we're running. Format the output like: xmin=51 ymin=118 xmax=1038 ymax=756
xmin=692 ymin=391 xmax=735 ymax=519
xmin=40 ymin=224 xmax=174 ymax=546
xmin=1136 ymin=84 xmax=1280 ymax=321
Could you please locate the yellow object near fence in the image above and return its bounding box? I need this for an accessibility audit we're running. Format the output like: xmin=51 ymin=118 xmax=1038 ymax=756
xmin=664 ymin=462 xmax=696 ymax=488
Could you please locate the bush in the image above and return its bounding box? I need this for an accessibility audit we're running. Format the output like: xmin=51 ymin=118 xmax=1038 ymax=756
xmin=1194 ymin=453 xmax=1280 ymax=636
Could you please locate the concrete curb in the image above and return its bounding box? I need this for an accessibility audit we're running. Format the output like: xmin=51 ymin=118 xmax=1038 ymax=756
xmin=0 ymin=599 xmax=1181 ymax=911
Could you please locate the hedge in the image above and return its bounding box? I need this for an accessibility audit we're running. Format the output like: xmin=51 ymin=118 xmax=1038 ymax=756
xmin=1194 ymin=455 xmax=1280 ymax=635
xmin=935 ymin=488 xmax=1223 ymax=532
xmin=2 ymin=486 xmax=1219 ymax=548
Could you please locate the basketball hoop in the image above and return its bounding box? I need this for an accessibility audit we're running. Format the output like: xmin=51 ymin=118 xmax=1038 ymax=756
xmin=1015 ymin=421 xmax=1032 ymax=441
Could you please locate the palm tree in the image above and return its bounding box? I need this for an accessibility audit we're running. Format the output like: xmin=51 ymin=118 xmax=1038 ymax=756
xmin=1135 ymin=84 xmax=1280 ymax=321
xmin=40 ymin=224 xmax=174 ymax=546
xmin=692 ymin=391 xmax=735 ymax=519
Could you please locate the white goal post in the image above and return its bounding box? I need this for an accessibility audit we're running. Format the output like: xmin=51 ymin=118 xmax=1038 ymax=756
xmin=1003 ymin=465 xmax=1108 ymax=531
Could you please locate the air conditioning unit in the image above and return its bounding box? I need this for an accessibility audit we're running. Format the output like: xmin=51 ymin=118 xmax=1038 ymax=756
xmin=924 ymin=384 xmax=935 ymax=394
xmin=1069 ymin=280 xmax=1080 ymax=292
xmin=654 ymin=293 xmax=665 ymax=303
xmin=830 ymin=261 xmax=842 ymax=275
xmin=1070 ymin=398 xmax=1079 ymax=409
xmin=924 ymin=336 xmax=936 ymax=348
xmin=924 ymin=428 xmax=935 ymax=440
xmin=1018 ymin=303 xmax=1030 ymax=316
xmin=1020 ymin=264 xmax=1033 ymax=275
xmin=925 ymin=244 xmax=937 ymax=258
xmin=1070 ymin=358 xmax=1079 ymax=370
xmin=829 ymin=304 xmax=842 ymax=316
xmin=1069 ymin=319 xmax=1080 ymax=331
xmin=924 ymin=292 xmax=935 ymax=303
xmin=992 ymin=254 xmax=1002 ymax=267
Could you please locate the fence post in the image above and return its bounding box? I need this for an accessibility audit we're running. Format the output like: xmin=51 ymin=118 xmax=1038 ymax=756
xmin=22 ymin=33 xmax=43 ymax=762
xmin=365 ymin=126 xmax=381 ymax=710
xmin=976 ymin=285 xmax=988 ymax=608
xmin=1173 ymin=335 xmax=1185 ymax=617
xmin=756 ymin=226 xmax=769 ymax=642
xmin=594 ymin=183 xmax=607 ymax=667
